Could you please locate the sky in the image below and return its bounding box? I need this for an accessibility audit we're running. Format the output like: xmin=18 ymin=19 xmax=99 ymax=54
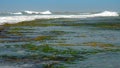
xmin=0 ymin=0 xmax=120 ymax=12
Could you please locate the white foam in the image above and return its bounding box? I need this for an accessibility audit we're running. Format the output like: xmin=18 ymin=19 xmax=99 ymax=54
xmin=24 ymin=10 xmax=52 ymax=14
xmin=40 ymin=10 xmax=52 ymax=14
xmin=24 ymin=10 xmax=40 ymax=14
xmin=0 ymin=11 xmax=119 ymax=25
xmin=11 ymin=12 xmax=22 ymax=15
xmin=90 ymin=11 xmax=119 ymax=17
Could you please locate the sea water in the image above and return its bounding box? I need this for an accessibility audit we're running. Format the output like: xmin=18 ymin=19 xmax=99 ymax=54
xmin=0 ymin=10 xmax=120 ymax=68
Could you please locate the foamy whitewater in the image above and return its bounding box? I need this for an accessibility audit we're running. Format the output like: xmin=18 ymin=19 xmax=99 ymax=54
xmin=0 ymin=11 xmax=119 ymax=25
xmin=23 ymin=10 xmax=52 ymax=14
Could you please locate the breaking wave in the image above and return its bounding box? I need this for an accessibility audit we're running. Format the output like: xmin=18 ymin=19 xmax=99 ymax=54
xmin=89 ymin=11 xmax=119 ymax=17
xmin=24 ymin=10 xmax=52 ymax=14
xmin=11 ymin=10 xmax=52 ymax=15
xmin=0 ymin=11 xmax=119 ymax=25
xmin=11 ymin=12 xmax=22 ymax=15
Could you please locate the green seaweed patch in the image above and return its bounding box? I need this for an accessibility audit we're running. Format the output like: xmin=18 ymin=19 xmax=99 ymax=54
xmin=79 ymin=22 xmax=120 ymax=29
xmin=43 ymin=63 xmax=67 ymax=68
xmin=95 ymin=23 xmax=120 ymax=29
xmin=5 ymin=27 xmax=28 ymax=36
xmin=19 ymin=44 xmax=79 ymax=55
xmin=3 ymin=20 xmax=61 ymax=27
xmin=0 ymin=36 xmax=9 ymax=38
xmin=7 ymin=31 xmax=23 ymax=36
xmin=10 ymin=27 xmax=34 ymax=31
xmin=56 ymin=43 xmax=75 ymax=46
xmin=74 ymin=34 xmax=87 ymax=37
xmin=0 ymin=26 xmax=5 ymax=31
xmin=50 ymin=31 xmax=69 ymax=35
xmin=104 ymin=47 xmax=120 ymax=52
xmin=1 ymin=43 xmax=120 ymax=68
xmin=82 ymin=42 xmax=114 ymax=48
xmin=34 ymin=36 xmax=53 ymax=41
xmin=80 ymin=49 xmax=106 ymax=55
xmin=12 ymin=44 xmax=84 ymax=61
xmin=6 ymin=27 xmax=35 ymax=36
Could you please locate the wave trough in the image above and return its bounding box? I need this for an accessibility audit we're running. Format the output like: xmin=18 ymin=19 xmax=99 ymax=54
xmin=0 ymin=11 xmax=119 ymax=25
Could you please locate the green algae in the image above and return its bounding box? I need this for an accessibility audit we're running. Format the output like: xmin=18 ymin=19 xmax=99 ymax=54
xmin=2 ymin=18 xmax=120 ymax=30
xmin=50 ymin=31 xmax=68 ymax=35
xmin=1 ymin=18 xmax=120 ymax=68
xmin=0 ymin=26 xmax=4 ymax=31
xmin=19 ymin=44 xmax=79 ymax=56
xmin=0 ymin=44 xmax=83 ymax=61
xmin=82 ymin=42 xmax=114 ymax=47
xmin=3 ymin=19 xmax=60 ymax=27
xmin=34 ymin=36 xmax=53 ymax=41
xmin=0 ymin=43 xmax=120 ymax=68
xmin=5 ymin=27 xmax=34 ymax=35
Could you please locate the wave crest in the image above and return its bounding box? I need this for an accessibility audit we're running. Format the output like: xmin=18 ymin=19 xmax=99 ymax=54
xmin=10 ymin=10 xmax=52 ymax=15
xmin=40 ymin=11 xmax=52 ymax=14
xmin=24 ymin=10 xmax=52 ymax=14
xmin=0 ymin=11 xmax=119 ymax=25
xmin=11 ymin=12 xmax=22 ymax=15
xmin=91 ymin=11 xmax=119 ymax=17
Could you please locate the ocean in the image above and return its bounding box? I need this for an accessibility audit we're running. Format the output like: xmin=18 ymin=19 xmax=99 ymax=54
xmin=0 ymin=10 xmax=119 ymax=25
xmin=0 ymin=11 xmax=120 ymax=68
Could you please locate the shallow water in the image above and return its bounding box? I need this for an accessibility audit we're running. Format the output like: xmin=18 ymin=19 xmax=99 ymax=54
xmin=0 ymin=17 xmax=120 ymax=68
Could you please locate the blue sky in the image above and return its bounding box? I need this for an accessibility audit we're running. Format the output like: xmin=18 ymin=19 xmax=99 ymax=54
xmin=0 ymin=0 xmax=120 ymax=12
